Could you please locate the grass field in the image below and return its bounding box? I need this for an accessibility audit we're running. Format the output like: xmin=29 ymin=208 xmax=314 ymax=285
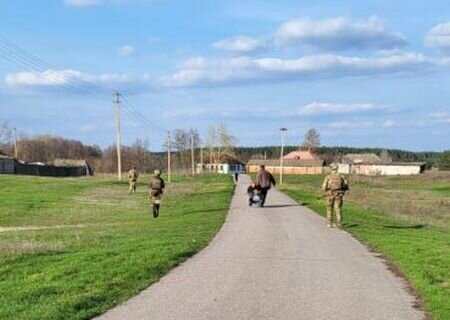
xmin=279 ymin=172 xmax=450 ymax=320
xmin=0 ymin=174 xmax=234 ymax=320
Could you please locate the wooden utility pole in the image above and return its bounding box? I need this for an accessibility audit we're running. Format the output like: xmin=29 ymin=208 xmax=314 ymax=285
xmin=279 ymin=127 xmax=288 ymax=185
xmin=200 ymin=144 xmax=204 ymax=166
xmin=209 ymin=145 xmax=213 ymax=173
xmin=113 ymin=91 xmax=122 ymax=180
xmin=190 ymin=133 xmax=195 ymax=176
xmin=13 ymin=127 xmax=18 ymax=158
xmin=167 ymin=131 xmax=172 ymax=183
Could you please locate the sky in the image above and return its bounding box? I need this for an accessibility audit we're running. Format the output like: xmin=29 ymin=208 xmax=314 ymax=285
xmin=1 ymin=0 xmax=450 ymax=151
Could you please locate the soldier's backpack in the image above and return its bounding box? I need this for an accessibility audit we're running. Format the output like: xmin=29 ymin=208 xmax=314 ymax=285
xmin=150 ymin=177 xmax=163 ymax=190
xmin=129 ymin=169 xmax=138 ymax=180
xmin=328 ymin=174 xmax=346 ymax=190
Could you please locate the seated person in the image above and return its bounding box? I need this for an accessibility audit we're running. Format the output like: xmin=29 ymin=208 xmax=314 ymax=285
xmin=247 ymin=183 xmax=262 ymax=206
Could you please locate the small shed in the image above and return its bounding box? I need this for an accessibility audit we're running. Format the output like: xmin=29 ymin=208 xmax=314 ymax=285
xmin=197 ymin=154 xmax=245 ymax=175
xmin=0 ymin=153 xmax=15 ymax=174
xmin=54 ymin=159 xmax=93 ymax=176
xmin=339 ymin=153 xmax=426 ymax=175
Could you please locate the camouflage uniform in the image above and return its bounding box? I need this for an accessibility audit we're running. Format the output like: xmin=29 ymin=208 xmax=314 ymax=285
xmin=128 ymin=167 xmax=139 ymax=194
xmin=322 ymin=165 xmax=349 ymax=228
xmin=149 ymin=169 xmax=165 ymax=218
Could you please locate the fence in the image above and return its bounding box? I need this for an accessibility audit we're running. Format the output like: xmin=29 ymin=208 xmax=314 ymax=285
xmin=14 ymin=162 xmax=91 ymax=177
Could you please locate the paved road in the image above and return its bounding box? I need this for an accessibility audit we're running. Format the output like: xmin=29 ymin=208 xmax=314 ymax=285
xmin=97 ymin=175 xmax=424 ymax=320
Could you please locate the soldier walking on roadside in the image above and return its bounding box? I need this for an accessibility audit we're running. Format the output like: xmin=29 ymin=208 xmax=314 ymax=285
xmin=128 ymin=166 xmax=139 ymax=194
xmin=149 ymin=169 xmax=165 ymax=218
xmin=322 ymin=164 xmax=349 ymax=228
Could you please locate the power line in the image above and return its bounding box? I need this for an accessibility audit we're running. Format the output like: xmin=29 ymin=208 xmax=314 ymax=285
xmin=0 ymin=36 xmax=111 ymax=99
xmin=0 ymin=35 xmax=174 ymax=152
xmin=0 ymin=36 xmax=165 ymax=131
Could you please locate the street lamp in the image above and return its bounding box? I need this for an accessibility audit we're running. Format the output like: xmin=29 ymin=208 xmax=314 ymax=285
xmin=279 ymin=127 xmax=288 ymax=185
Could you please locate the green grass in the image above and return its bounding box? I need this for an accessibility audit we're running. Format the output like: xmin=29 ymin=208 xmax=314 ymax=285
xmin=279 ymin=174 xmax=450 ymax=320
xmin=0 ymin=174 xmax=234 ymax=320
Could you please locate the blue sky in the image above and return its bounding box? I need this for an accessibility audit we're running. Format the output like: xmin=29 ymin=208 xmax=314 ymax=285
xmin=1 ymin=0 xmax=450 ymax=151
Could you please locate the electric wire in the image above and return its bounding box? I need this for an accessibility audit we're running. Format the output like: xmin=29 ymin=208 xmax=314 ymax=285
xmin=0 ymin=35 xmax=169 ymax=138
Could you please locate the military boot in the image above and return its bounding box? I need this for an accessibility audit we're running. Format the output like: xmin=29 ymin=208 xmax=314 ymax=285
xmin=153 ymin=204 xmax=159 ymax=218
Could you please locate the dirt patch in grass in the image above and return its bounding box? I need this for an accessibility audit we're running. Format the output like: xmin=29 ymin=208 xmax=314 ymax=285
xmin=0 ymin=239 xmax=66 ymax=255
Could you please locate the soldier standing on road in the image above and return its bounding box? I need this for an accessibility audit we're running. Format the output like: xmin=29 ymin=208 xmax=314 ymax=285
xmin=255 ymin=165 xmax=276 ymax=207
xmin=128 ymin=166 xmax=139 ymax=194
xmin=321 ymin=164 xmax=349 ymax=228
xmin=149 ymin=169 xmax=165 ymax=218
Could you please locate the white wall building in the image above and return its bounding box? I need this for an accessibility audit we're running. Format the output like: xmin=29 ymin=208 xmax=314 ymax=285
xmin=196 ymin=154 xmax=245 ymax=175
xmin=338 ymin=153 xmax=426 ymax=176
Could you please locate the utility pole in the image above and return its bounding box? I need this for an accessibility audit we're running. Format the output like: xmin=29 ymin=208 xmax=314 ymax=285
xmin=13 ymin=127 xmax=18 ymax=158
xmin=167 ymin=131 xmax=172 ymax=183
xmin=209 ymin=145 xmax=213 ymax=173
xmin=190 ymin=133 xmax=195 ymax=176
xmin=279 ymin=127 xmax=288 ymax=185
xmin=113 ymin=91 xmax=122 ymax=181
xmin=200 ymin=144 xmax=204 ymax=166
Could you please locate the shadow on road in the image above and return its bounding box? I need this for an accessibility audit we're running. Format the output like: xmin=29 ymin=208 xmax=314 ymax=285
xmin=263 ymin=204 xmax=301 ymax=208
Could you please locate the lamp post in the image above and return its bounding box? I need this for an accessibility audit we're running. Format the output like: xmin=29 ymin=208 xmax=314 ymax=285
xmin=279 ymin=127 xmax=288 ymax=185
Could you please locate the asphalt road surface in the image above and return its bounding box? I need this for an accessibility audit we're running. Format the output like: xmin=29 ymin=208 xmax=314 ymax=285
xmin=96 ymin=175 xmax=424 ymax=320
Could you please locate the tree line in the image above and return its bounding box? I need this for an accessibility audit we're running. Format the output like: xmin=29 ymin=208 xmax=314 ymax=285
xmin=0 ymin=122 xmax=448 ymax=171
xmin=0 ymin=122 xmax=239 ymax=174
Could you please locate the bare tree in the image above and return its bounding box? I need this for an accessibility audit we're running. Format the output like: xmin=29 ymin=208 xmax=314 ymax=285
xmin=205 ymin=123 xmax=238 ymax=162
xmin=302 ymin=128 xmax=321 ymax=150
xmin=217 ymin=123 xmax=238 ymax=157
xmin=0 ymin=122 xmax=13 ymax=153
xmin=205 ymin=125 xmax=217 ymax=163
xmin=380 ymin=149 xmax=392 ymax=164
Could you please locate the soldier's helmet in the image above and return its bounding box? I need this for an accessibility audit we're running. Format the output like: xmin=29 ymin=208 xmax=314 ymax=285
xmin=330 ymin=163 xmax=339 ymax=172
xmin=154 ymin=169 xmax=161 ymax=176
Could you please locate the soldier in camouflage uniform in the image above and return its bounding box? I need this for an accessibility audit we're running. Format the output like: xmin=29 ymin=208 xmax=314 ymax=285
xmin=128 ymin=166 xmax=139 ymax=194
xmin=149 ymin=169 xmax=165 ymax=218
xmin=321 ymin=164 xmax=349 ymax=228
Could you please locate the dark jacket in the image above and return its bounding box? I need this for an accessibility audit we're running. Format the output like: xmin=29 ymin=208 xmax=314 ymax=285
xmin=255 ymin=170 xmax=276 ymax=189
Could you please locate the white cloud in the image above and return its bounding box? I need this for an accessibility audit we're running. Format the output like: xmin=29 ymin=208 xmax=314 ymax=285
xmin=327 ymin=121 xmax=374 ymax=129
xmin=213 ymin=36 xmax=267 ymax=54
xmin=118 ymin=45 xmax=135 ymax=57
xmin=382 ymin=119 xmax=396 ymax=127
xmin=4 ymin=69 xmax=155 ymax=94
xmin=425 ymin=22 xmax=450 ymax=51
xmin=429 ymin=112 xmax=450 ymax=123
xmin=5 ymin=69 xmax=131 ymax=87
xmin=65 ymin=0 xmax=102 ymax=7
xmin=275 ymin=16 xmax=407 ymax=51
xmin=162 ymin=52 xmax=433 ymax=87
xmin=299 ymin=102 xmax=387 ymax=115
